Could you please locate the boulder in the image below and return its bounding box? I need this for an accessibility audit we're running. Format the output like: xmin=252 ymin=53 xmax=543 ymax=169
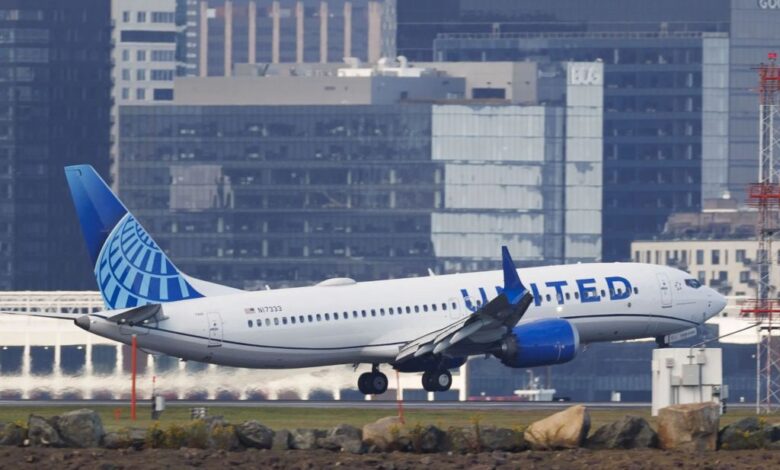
xmin=272 ymin=429 xmax=292 ymax=450
xmin=586 ymin=415 xmax=657 ymax=449
xmin=719 ymin=417 xmax=768 ymax=450
xmin=524 ymin=405 xmax=590 ymax=450
xmin=657 ymin=402 xmax=719 ymax=451
xmin=480 ymin=427 xmax=527 ymax=452
xmin=363 ymin=416 xmax=408 ymax=452
xmin=236 ymin=421 xmax=274 ymax=449
xmin=412 ymin=425 xmax=445 ymax=453
xmin=28 ymin=415 xmax=65 ymax=447
xmin=318 ymin=424 xmax=363 ymax=453
xmin=56 ymin=409 xmax=104 ymax=448
xmin=290 ymin=428 xmax=325 ymax=450
xmin=0 ymin=423 xmax=26 ymax=446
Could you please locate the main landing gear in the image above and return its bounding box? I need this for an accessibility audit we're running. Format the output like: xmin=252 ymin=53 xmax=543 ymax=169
xmin=422 ymin=369 xmax=452 ymax=392
xmin=358 ymin=364 xmax=388 ymax=395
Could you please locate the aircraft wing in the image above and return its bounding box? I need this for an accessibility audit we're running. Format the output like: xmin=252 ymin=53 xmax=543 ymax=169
xmin=394 ymin=246 xmax=534 ymax=363
xmin=0 ymin=311 xmax=82 ymax=320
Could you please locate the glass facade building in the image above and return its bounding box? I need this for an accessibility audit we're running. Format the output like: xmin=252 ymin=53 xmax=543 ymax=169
xmin=0 ymin=0 xmax=112 ymax=289
xmin=434 ymin=32 xmax=727 ymax=262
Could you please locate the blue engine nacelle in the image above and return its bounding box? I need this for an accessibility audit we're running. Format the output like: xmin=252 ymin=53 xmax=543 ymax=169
xmin=496 ymin=318 xmax=579 ymax=368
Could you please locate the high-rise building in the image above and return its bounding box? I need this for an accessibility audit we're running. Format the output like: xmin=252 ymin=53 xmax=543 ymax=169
xmin=116 ymin=61 xmax=602 ymax=288
xmin=395 ymin=0 xmax=780 ymax=261
xmin=0 ymin=0 xmax=112 ymax=289
xmin=112 ymin=0 xmax=178 ymax=104
xmin=183 ymin=0 xmax=397 ymax=77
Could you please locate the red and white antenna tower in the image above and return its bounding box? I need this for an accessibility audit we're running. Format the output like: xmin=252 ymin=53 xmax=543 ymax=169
xmin=741 ymin=52 xmax=780 ymax=414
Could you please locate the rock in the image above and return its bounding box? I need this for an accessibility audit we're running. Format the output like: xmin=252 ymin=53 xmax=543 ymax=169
xmin=56 ymin=409 xmax=104 ymax=448
xmin=480 ymin=427 xmax=527 ymax=452
xmin=524 ymin=405 xmax=590 ymax=450
xmin=0 ymin=423 xmax=26 ymax=446
xmin=586 ymin=415 xmax=657 ymax=449
xmin=414 ymin=425 xmax=445 ymax=453
xmin=657 ymin=402 xmax=719 ymax=451
xmin=363 ymin=416 xmax=408 ymax=452
xmin=318 ymin=424 xmax=363 ymax=453
xmin=28 ymin=415 xmax=65 ymax=447
xmin=291 ymin=429 xmax=325 ymax=450
xmin=719 ymin=417 xmax=768 ymax=450
xmin=272 ymin=429 xmax=292 ymax=450
xmin=236 ymin=421 xmax=274 ymax=449
xmin=102 ymin=428 xmax=145 ymax=450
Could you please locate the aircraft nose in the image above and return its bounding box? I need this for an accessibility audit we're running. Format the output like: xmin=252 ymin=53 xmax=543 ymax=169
xmin=709 ymin=289 xmax=727 ymax=317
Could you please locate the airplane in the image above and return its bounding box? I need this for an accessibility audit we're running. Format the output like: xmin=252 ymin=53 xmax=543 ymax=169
xmin=18 ymin=165 xmax=726 ymax=395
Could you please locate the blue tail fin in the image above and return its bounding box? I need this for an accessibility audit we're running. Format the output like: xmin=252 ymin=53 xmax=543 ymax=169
xmin=65 ymin=165 xmax=205 ymax=309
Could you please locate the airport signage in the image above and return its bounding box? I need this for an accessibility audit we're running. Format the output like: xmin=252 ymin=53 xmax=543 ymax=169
xmin=568 ymin=64 xmax=602 ymax=86
xmin=759 ymin=0 xmax=780 ymax=9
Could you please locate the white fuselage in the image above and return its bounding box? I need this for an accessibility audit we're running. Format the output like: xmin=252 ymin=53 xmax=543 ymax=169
xmin=82 ymin=262 xmax=725 ymax=369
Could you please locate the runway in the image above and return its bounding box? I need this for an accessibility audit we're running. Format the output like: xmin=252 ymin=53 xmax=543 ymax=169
xmin=0 ymin=400 xmax=755 ymax=410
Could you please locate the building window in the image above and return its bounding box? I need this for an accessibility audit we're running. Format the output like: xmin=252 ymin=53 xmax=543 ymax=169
xmin=151 ymin=69 xmax=174 ymax=81
xmin=696 ymin=250 xmax=704 ymax=265
xmin=711 ymin=250 xmax=720 ymax=265
xmin=697 ymin=271 xmax=705 ymax=283
xmin=122 ymin=11 xmax=130 ymax=22
xmin=121 ymin=49 xmax=129 ymax=61
xmin=121 ymin=88 xmax=129 ymax=100
xmin=740 ymin=271 xmax=750 ymax=283
xmin=137 ymin=50 xmax=146 ymax=61
xmin=135 ymin=88 xmax=145 ymax=100
xmin=121 ymin=69 xmax=130 ymax=80
xmin=736 ymin=249 xmax=746 ymax=263
xmin=151 ymin=12 xmax=175 ymax=23
xmin=151 ymin=50 xmax=175 ymax=62
xmin=137 ymin=11 xmax=146 ymax=23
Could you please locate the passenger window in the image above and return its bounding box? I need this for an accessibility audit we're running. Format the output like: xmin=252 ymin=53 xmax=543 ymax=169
xmin=353 ymin=311 xmax=358 ymax=318
xmin=414 ymin=306 xmax=420 ymax=313
xmin=247 ymin=320 xmax=253 ymax=327
xmin=257 ymin=319 xmax=262 ymax=326
xmin=423 ymin=305 xmax=428 ymax=312
xmin=291 ymin=317 xmax=296 ymax=324
xmin=343 ymin=312 xmax=348 ymax=319
xmin=565 ymin=292 xmax=571 ymax=300
xmin=316 ymin=314 xmax=321 ymax=321
xmin=452 ymin=302 xmax=457 ymax=309
xmin=476 ymin=300 xmax=482 ymax=307
xmin=574 ymin=292 xmax=580 ymax=300
xmin=442 ymin=303 xmax=447 ymax=311
xmin=406 ymin=306 xmax=411 ymax=314
xmin=432 ymin=304 xmax=437 ymax=312
xmin=325 ymin=313 xmax=330 ymax=321
xmin=361 ymin=310 xmax=367 ymax=317
xmin=545 ymin=294 xmax=551 ymax=302
xmin=299 ymin=315 xmax=304 ymax=323
xmin=308 ymin=315 xmax=313 ymax=322
xmin=274 ymin=318 xmax=279 ymax=326
xmin=389 ymin=307 xmax=394 ymax=315
xmin=266 ymin=319 xmax=271 ymax=326
xmin=371 ymin=309 xmax=376 ymax=317
xmin=332 ymin=312 xmax=338 ymax=321
xmin=282 ymin=317 xmax=287 ymax=325
xmin=380 ymin=308 xmax=385 ymax=316
xmin=600 ymin=289 xmax=606 ymax=298
xmin=633 ymin=287 xmax=639 ymax=294
xmin=617 ymin=289 xmax=623 ymax=295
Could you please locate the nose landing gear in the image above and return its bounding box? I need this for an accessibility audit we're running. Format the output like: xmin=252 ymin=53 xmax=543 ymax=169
xmin=422 ymin=369 xmax=452 ymax=392
xmin=357 ymin=364 xmax=388 ymax=395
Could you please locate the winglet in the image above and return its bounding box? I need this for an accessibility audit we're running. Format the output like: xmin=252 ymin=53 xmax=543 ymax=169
xmin=501 ymin=246 xmax=526 ymax=304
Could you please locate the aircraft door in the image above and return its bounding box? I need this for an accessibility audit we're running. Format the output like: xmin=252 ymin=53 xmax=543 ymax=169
xmin=656 ymin=273 xmax=673 ymax=308
xmin=206 ymin=312 xmax=223 ymax=347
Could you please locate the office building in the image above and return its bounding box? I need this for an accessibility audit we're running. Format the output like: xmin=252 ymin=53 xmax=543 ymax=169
xmin=116 ymin=60 xmax=602 ymax=287
xmin=396 ymin=0 xmax=780 ymax=261
xmin=184 ymin=0 xmax=397 ymax=77
xmin=0 ymin=0 xmax=112 ymax=289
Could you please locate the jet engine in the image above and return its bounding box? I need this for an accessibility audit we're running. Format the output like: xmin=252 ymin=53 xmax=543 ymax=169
xmin=495 ymin=318 xmax=579 ymax=368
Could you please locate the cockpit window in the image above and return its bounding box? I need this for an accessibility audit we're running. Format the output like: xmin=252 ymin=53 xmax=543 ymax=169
xmin=685 ymin=279 xmax=701 ymax=289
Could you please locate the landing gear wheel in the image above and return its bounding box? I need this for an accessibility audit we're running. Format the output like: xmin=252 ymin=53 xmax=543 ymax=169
xmin=358 ymin=372 xmax=373 ymax=394
xmin=369 ymin=372 xmax=388 ymax=395
xmin=434 ymin=370 xmax=452 ymax=392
